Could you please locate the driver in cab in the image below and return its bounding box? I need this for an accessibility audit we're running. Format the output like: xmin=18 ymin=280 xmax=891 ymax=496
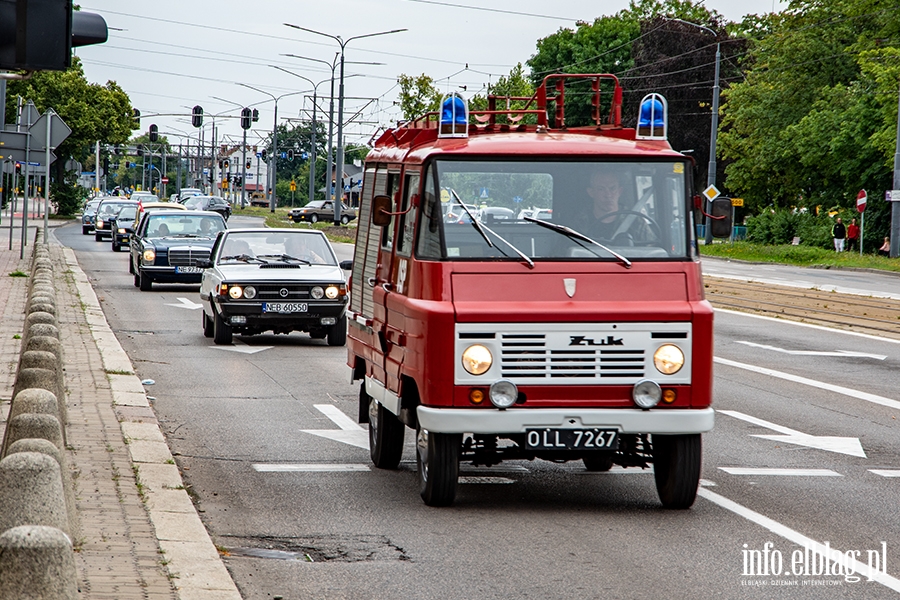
xmin=577 ymin=170 xmax=651 ymax=244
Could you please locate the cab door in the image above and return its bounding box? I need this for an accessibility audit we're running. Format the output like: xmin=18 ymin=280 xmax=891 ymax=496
xmin=371 ymin=169 xmax=404 ymax=394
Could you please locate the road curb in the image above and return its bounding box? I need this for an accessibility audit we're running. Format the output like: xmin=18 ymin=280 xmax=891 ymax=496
xmin=62 ymin=246 xmax=243 ymax=599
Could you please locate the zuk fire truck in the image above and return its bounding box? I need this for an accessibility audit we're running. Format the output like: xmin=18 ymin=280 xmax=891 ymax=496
xmin=347 ymin=74 xmax=732 ymax=508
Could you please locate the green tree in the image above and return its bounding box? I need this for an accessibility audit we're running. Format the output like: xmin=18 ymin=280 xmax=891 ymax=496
xmin=396 ymin=73 xmax=442 ymax=120
xmin=5 ymin=57 xmax=134 ymax=214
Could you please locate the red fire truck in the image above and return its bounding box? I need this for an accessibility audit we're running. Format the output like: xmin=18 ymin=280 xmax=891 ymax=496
xmin=347 ymin=74 xmax=731 ymax=507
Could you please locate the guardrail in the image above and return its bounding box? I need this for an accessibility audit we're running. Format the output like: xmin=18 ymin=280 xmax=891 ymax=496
xmin=0 ymin=231 xmax=79 ymax=598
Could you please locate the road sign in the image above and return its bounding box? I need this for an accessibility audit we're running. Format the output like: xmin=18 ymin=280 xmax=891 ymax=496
xmin=513 ymin=195 xmax=523 ymax=203
xmin=29 ymin=109 xmax=72 ymax=150
xmin=290 ymin=180 xmax=297 ymax=192
xmin=857 ymin=189 xmax=867 ymax=213
xmin=161 ymin=177 xmax=169 ymax=184
xmin=731 ymin=197 xmax=744 ymax=207
xmin=479 ymin=187 xmax=489 ymax=199
xmin=887 ymin=190 xmax=900 ymax=202
xmin=702 ymin=185 xmax=721 ymax=202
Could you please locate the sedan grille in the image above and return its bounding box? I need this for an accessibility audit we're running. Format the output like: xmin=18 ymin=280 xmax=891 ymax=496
xmin=168 ymin=247 xmax=211 ymax=266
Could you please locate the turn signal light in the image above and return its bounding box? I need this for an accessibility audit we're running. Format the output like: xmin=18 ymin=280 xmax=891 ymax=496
xmin=469 ymin=389 xmax=485 ymax=404
xmin=662 ymin=389 xmax=677 ymax=404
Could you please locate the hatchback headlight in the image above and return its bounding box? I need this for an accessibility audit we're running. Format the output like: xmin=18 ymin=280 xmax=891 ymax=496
xmin=311 ymin=286 xmax=324 ymax=299
xmin=229 ymin=286 xmax=243 ymax=299
xmin=325 ymin=285 xmax=339 ymax=299
xmin=142 ymin=249 xmax=155 ymax=262
xmin=461 ymin=344 xmax=492 ymax=375
xmin=243 ymin=286 xmax=257 ymax=299
xmin=653 ymin=344 xmax=685 ymax=375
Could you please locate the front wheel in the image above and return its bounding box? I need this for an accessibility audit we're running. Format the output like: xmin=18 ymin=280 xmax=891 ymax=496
xmin=653 ymin=434 xmax=701 ymax=509
xmin=111 ymin=241 xmax=119 ymax=252
xmin=310 ymin=214 xmax=319 ymax=224
xmin=213 ymin=310 xmax=233 ymax=345
xmin=416 ymin=426 xmax=460 ymax=507
xmin=95 ymin=232 xmax=102 ymax=242
xmin=327 ymin=316 xmax=347 ymax=346
xmin=340 ymin=215 xmax=350 ymax=225
xmin=138 ymin=271 xmax=152 ymax=291
xmin=368 ymin=389 xmax=405 ymax=469
xmin=82 ymin=226 xmax=90 ymax=235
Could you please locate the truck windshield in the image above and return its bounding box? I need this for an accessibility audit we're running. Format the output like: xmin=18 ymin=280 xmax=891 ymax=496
xmin=416 ymin=160 xmax=691 ymax=261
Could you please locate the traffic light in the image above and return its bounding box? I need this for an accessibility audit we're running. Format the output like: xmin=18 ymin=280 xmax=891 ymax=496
xmin=132 ymin=108 xmax=141 ymax=130
xmin=223 ymin=159 xmax=229 ymax=169
xmin=192 ymin=105 xmax=203 ymax=128
xmin=149 ymin=124 xmax=158 ymax=142
xmin=261 ymin=149 xmax=267 ymax=161
xmin=15 ymin=163 xmax=21 ymax=175
xmin=287 ymin=149 xmax=294 ymax=161
xmin=240 ymin=107 xmax=252 ymax=130
xmin=246 ymin=161 xmax=252 ymax=170
xmin=251 ymin=109 xmax=259 ymax=123
xmin=0 ymin=3 xmax=107 ymax=72
xmin=136 ymin=144 xmax=143 ymax=157
xmin=103 ymin=157 xmax=109 ymax=173
xmin=218 ymin=160 xmax=223 ymax=170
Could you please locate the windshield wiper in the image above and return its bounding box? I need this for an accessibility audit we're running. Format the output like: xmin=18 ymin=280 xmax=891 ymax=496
xmin=476 ymin=221 xmax=535 ymax=269
xmin=524 ymin=216 xmax=631 ymax=269
xmin=220 ymin=254 xmax=265 ymax=263
xmin=449 ymin=189 xmax=494 ymax=250
xmin=256 ymin=253 xmax=311 ymax=265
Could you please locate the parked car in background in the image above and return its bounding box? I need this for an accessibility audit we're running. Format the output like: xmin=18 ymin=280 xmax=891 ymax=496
xmin=198 ymin=229 xmax=352 ymax=345
xmin=517 ymin=208 xmax=553 ymax=221
xmin=94 ymin=198 xmax=139 ymax=241
xmin=183 ymin=195 xmax=232 ymax=221
xmin=81 ymin=199 xmax=102 ymax=235
xmin=130 ymin=210 xmax=226 ymax=291
xmin=476 ymin=206 xmax=515 ymax=224
xmin=130 ymin=191 xmax=158 ymax=203
xmin=109 ymin=205 xmax=138 ymax=252
xmin=287 ymin=200 xmax=356 ymax=225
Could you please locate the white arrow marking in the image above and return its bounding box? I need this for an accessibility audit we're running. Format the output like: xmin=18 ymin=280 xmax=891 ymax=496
xmin=736 ymin=340 xmax=886 ymax=360
xmin=166 ymin=297 xmax=203 ymax=310
xmin=212 ymin=345 xmax=272 ymax=354
xmin=869 ymin=469 xmax=900 ymax=478
xmin=301 ymin=404 xmax=369 ymax=450
xmin=718 ymin=409 xmax=866 ymax=458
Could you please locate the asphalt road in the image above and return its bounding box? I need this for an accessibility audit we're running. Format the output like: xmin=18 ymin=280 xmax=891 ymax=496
xmin=56 ymin=222 xmax=900 ymax=599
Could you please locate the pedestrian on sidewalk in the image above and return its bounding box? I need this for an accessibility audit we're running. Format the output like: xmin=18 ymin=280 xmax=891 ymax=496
xmin=879 ymin=236 xmax=890 ymax=256
xmin=832 ymin=217 xmax=846 ymax=252
xmin=846 ymin=218 xmax=859 ymax=252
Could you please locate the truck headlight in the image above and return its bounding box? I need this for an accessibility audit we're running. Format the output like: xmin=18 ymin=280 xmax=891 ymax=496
xmin=489 ymin=379 xmax=518 ymax=408
xmin=462 ymin=344 xmax=492 ymax=375
xmin=633 ymin=379 xmax=662 ymax=409
xmin=653 ymin=344 xmax=684 ymax=375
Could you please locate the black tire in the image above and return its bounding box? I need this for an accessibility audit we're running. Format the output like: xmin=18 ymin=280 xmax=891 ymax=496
xmin=368 ymin=387 xmax=405 ymax=469
xmin=111 ymin=240 xmax=119 ymax=252
xmin=416 ymin=425 xmax=460 ymax=507
xmin=95 ymin=232 xmax=102 ymax=241
xmin=327 ymin=316 xmax=347 ymax=346
xmin=653 ymin=434 xmax=702 ymax=509
xmin=310 ymin=214 xmax=319 ymax=224
xmin=82 ymin=226 xmax=90 ymax=235
xmin=309 ymin=330 xmax=327 ymax=340
xmin=341 ymin=215 xmax=350 ymax=225
xmin=213 ymin=310 xmax=233 ymax=345
xmin=128 ymin=257 xmax=135 ymax=274
xmin=133 ymin=271 xmax=140 ymax=288
xmin=583 ymin=454 xmax=614 ymax=472
xmin=202 ymin=311 xmax=214 ymax=338
xmin=138 ymin=271 xmax=152 ymax=291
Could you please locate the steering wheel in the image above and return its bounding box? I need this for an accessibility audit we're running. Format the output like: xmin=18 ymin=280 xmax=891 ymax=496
xmin=598 ymin=210 xmax=662 ymax=243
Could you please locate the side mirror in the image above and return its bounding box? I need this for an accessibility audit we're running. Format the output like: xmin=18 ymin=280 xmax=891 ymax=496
xmin=195 ymin=259 xmax=213 ymax=269
xmin=339 ymin=259 xmax=353 ymax=270
xmin=709 ymin=197 xmax=734 ymax=238
xmin=372 ymin=195 xmax=392 ymax=227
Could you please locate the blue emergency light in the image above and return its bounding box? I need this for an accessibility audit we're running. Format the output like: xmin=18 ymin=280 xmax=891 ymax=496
xmin=636 ymin=93 xmax=667 ymax=140
xmin=438 ymin=92 xmax=468 ymax=138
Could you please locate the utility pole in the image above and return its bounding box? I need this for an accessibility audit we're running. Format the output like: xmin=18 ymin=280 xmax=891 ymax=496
xmin=891 ymin=81 xmax=900 ymax=258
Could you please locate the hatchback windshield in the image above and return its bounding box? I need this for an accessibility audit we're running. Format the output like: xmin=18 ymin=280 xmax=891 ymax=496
xmin=217 ymin=231 xmax=336 ymax=266
xmin=417 ymin=160 xmax=691 ymax=261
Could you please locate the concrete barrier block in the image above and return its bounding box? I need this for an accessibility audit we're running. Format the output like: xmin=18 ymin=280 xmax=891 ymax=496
xmin=8 ymin=388 xmax=60 ymax=423
xmin=12 ymin=369 xmax=63 ymax=417
xmin=7 ymin=438 xmax=62 ymax=467
xmin=28 ymin=295 xmax=57 ymax=309
xmin=27 ymin=303 xmax=56 ymax=317
xmin=17 ymin=353 xmax=65 ymax=421
xmin=2 ymin=413 xmax=64 ymax=457
xmin=0 ymin=453 xmax=68 ymax=534
xmin=29 ymin=288 xmax=56 ymax=302
xmin=23 ymin=336 xmax=62 ymax=362
xmin=0 ymin=526 xmax=78 ymax=600
xmin=25 ymin=323 xmax=59 ymax=341
xmin=24 ymin=312 xmax=57 ymax=329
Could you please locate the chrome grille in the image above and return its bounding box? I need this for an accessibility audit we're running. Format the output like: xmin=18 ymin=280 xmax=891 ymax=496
xmin=168 ymin=248 xmax=211 ymax=266
xmin=255 ymin=284 xmax=310 ymax=300
xmin=500 ymin=333 xmax=645 ymax=380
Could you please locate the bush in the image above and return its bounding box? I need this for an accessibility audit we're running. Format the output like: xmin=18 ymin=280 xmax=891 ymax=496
xmin=51 ymin=174 xmax=89 ymax=216
xmin=746 ymin=208 xmax=835 ymax=249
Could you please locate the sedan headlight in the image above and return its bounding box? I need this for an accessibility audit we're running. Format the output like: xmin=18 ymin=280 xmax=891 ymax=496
xmin=310 ymin=286 xmax=324 ymax=299
xmin=229 ymin=286 xmax=244 ymax=299
xmin=653 ymin=344 xmax=685 ymax=375
xmin=461 ymin=344 xmax=492 ymax=375
xmin=325 ymin=285 xmax=339 ymax=299
xmin=117 ymin=228 xmax=126 ymax=234
xmin=142 ymin=248 xmax=155 ymax=262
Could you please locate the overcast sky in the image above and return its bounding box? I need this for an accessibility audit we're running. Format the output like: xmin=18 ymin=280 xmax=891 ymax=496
xmin=75 ymin=0 xmax=785 ymax=150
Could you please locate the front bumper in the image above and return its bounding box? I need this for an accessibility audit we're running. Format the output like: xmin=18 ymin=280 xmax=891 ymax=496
xmin=288 ymin=213 xmax=310 ymax=222
xmin=416 ymin=406 xmax=714 ymax=435
xmin=114 ymin=233 xmax=131 ymax=245
xmin=140 ymin=265 xmax=203 ymax=283
xmin=217 ymin=300 xmax=347 ymax=329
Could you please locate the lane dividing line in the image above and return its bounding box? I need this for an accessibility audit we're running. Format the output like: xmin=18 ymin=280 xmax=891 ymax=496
xmin=869 ymin=470 xmax=900 ymax=478
xmin=715 ymin=308 xmax=900 ymax=345
xmin=252 ymin=463 xmax=370 ymax=472
xmin=718 ymin=467 xmax=841 ymax=477
xmin=698 ymin=487 xmax=900 ymax=592
xmin=714 ymin=356 xmax=900 ymax=411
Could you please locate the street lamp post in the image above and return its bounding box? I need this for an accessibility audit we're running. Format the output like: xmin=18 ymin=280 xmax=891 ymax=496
xmin=668 ymin=18 xmax=721 ymax=245
xmin=284 ymin=24 xmax=406 ymax=224
xmin=237 ymin=84 xmax=308 ymax=212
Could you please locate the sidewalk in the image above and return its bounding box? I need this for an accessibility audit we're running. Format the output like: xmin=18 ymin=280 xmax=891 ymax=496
xmin=0 ymin=222 xmax=241 ymax=599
